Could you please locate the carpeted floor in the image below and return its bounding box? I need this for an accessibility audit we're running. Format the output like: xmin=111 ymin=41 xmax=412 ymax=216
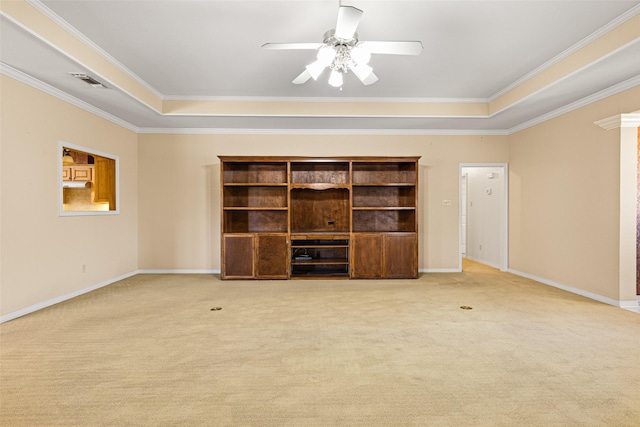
xmin=1 ymin=260 xmax=639 ymax=426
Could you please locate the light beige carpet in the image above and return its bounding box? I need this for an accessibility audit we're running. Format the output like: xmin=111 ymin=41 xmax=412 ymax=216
xmin=1 ymin=261 xmax=639 ymax=426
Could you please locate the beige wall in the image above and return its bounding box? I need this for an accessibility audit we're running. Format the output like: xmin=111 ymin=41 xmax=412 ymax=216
xmin=137 ymin=134 xmax=509 ymax=272
xmin=509 ymin=85 xmax=640 ymax=301
xmin=0 ymin=75 xmax=139 ymax=316
xmin=2 ymin=71 xmax=639 ymax=319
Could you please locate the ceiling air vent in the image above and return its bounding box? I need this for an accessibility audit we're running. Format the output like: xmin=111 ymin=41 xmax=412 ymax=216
xmin=69 ymin=72 xmax=107 ymax=88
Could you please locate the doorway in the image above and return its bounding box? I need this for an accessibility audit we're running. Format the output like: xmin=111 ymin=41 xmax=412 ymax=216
xmin=459 ymin=164 xmax=508 ymax=271
xmin=636 ymin=126 xmax=640 ymax=295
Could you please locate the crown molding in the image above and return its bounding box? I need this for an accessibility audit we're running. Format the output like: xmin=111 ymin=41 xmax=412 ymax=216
xmin=489 ymin=3 xmax=640 ymax=102
xmin=1 ymin=62 xmax=139 ymax=133
xmin=162 ymin=95 xmax=488 ymax=104
xmin=5 ymin=59 xmax=635 ymax=137
xmin=595 ymin=113 xmax=640 ymax=130
xmin=137 ymin=127 xmax=509 ymax=136
xmin=510 ymin=74 xmax=640 ymax=134
xmin=594 ymin=115 xmax=622 ymax=131
xmin=28 ymin=0 xmax=163 ymax=100
xmin=28 ymin=1 xmax=486 ymax=106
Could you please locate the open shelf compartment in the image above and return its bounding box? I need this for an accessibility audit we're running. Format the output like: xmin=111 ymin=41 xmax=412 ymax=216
xmin=352 ymin=162 xmax=416 ymax=184
xmin=291 ymin=162 xmax=350 ymax=185
xmin=223 ymin=162 xmax=287 ymax=184
xmin=290 ymin=236 xmax=350 ymax=278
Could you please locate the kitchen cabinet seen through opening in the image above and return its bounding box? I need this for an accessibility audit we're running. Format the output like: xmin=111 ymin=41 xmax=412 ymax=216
xmin=60 ymin=142 xmax=118 ymax=215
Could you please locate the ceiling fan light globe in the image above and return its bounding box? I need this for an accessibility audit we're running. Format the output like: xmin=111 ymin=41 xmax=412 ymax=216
xmin=328 ymin=70 xmax=343 ymax=88
xmin=317 ymin=46 xmax=336 ymax=65
xmin=351 ymin=46 xmax=371 ymax=64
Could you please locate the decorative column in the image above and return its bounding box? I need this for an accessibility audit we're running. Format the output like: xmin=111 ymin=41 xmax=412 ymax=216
xmin=595 ymin=113 xmax=640 ymax=310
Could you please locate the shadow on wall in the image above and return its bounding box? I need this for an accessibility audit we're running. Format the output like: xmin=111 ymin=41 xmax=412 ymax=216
xmin=206 ymin=163 xmax=221 ymax=272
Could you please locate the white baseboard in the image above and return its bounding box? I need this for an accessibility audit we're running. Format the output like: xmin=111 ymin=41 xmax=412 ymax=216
xmin=620 ymin=300 xmax=640 ymax=313
xmin=509 ymin=268 xmax=640 ymax=313
xmin=138 ymin=269 xmax=220 ymax=274
xmin=0 ymin=271 xmax=138 ymax=323
xmin=422 ymin=268 xmax=462 ymax=273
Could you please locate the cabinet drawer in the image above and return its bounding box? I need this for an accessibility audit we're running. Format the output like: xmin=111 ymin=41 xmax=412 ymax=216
xmin=71 ymin=166 xmax=93 ymax=181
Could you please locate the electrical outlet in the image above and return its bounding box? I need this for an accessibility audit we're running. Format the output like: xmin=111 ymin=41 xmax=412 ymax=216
xmin=81 ymin=264 xmax=86 ymax=273
xmin=442 ymin=200 xmax=451 ymax=206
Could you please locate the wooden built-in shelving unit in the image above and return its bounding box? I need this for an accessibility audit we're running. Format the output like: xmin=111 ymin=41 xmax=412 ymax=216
xmin=219 ymin=156 xmax=419 ymax=280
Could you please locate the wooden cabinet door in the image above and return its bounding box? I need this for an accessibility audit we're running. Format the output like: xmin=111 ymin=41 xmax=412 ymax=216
xmin=351 ymin=233 xmax=383 ymax=278
xmin=94 ymin=157 xmax=116 ymax=209
xmin=384 ymin=233 xmax=417 ymax=279
xmin=62 ymin=166 xmax=72 ymax=181
xmin=71 ymin=165 xmax=93 ymax=181
xmin=222 ymin=234 xmax=254 ymax=279
xmin=256 ymin=234 xmax=289 ymax=279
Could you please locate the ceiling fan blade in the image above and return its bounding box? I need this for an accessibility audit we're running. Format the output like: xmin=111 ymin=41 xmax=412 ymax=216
xmin=348 ymin=62 xmax=373 ymax=84
xmin=262 ymin=42 xmax=323 ymax=50
xmin=292 ymin=69 xmax=312 ymax=84
xmin=334 ymin=6 xmax=363 ymax=39
xmin=361 ymin=71 xmax=379 ymax=86
xmin=359 ymin=41 xmax=423 ymax=55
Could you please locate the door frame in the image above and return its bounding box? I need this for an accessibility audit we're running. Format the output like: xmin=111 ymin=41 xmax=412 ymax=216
xmin=458 ymin=163 xmax=509 ymax=272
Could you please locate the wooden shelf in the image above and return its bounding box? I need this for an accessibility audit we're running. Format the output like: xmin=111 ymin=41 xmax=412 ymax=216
xmin=291 ymin=273 xmax=350 ymax=279
xmin=352 ymin=162 xmax=416 ymax=185
xmin=223 ymin=184 xmax=287 ymax=209
xmin=352 ymin=210 xmax=416 ymax=233
xmin=223 ymin=207 xmax=287 ymax=211
xmin=219 ymin=156 xmax=419 ymax=280
xmin=224 ymin=210 xmax=288 ymax=233
xmin=292 ymin=245 xmax=347 ymax=249
xmin=291 ymin=259 xmax=349 ymax=265
xmin=290 ymin=183 xmax=350 ymax=190
xmin=290 ymin=233 xmax=350 ymax=240
xmin=352 ymin=207 xmax=416 ymax=211
xmin=222 ymin=161 xmax=287 ymax=184
xmin=224 ymin=182 xmax=288 ymax=187
xmin=352 ymin=183 xmax=415 ymax=187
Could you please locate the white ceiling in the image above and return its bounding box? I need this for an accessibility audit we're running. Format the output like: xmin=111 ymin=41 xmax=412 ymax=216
xmin=1 ymin=0 xmax=639 ymax=133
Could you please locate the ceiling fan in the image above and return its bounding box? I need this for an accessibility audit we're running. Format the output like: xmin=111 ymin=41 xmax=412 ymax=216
xmin=262 ymin=4 xmax=422 ymax=88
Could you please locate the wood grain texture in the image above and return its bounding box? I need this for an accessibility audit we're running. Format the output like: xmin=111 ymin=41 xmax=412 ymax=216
xmin=219 ymin=156 xmax=419 ymax=279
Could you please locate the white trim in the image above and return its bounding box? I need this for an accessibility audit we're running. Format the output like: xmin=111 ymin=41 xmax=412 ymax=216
xmin=27 ymin=0 xmax=163 ymax=100
xmin=509 ymin=269 xmax=639 ymax=313
xmin=459 ymin=163 xmax=509 ymax=272
xmin=163 ymin=95 xmax=487 ymax=104
xmin=164 ymin=112 xmax=485 ymax=119
xmin=489 ymin=3 xmax=640 ymax=102
xmin=595 ymin=113 xmax=640 ymax=130
xmin=0 ymin=271 xmax=138 ymax=323
xmin=58 ymin=141 xmax=120 ymax=217
xmin=0 ymin=6 xmax=161 ymax=115
xmin=594 ymin=119 xmax=640 ymax=314
xmin=2 ymin=50 xmax=636 ymax=137
xmin=421 ymin=268 xmax=461 ymax=273
xmin=138 ymin=269 xmax=220 ymax=274
xmin=138 ymin=127 xmax=509 ymax=136
xmin=620 ymin=301 xmax=640 ymax=314
xmin=507 ymin=71 xmax=640 ymax=134
xmin=27 ymin=0 xmax=640 ymax=108
xmin=1 ymin=63 xmax=139 ymax=132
